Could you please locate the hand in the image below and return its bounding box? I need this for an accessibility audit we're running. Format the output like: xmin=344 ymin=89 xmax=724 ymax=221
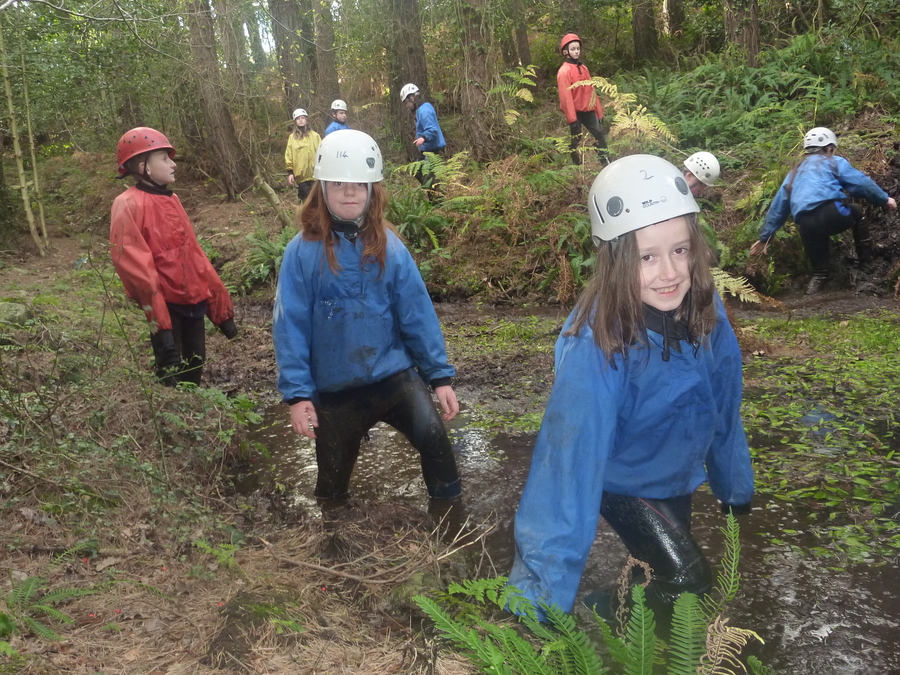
xmin=290 ymin=400 xmax=318 ymax=439
xmin=886 ymin=197 xmax=897 ymax=210
xmin=414 ymin=137 xmax=425 ymax=148
xmin=749 ymin=240 xmax=768 ymax=256
xmin=219 ymin=318 xmax=238 ymax=340
xmin=434 ymin=385 xmax=459 ymax=422
xmin=288 ymin=174 xmax=295 ymax=186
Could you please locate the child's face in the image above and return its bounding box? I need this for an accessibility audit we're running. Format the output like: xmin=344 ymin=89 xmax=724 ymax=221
xmin=334 ymin=110 xmax=348 ymax=123
xmin=324 ymin=181 xmax=368 ymax=221
xmin=684 ymin=171 xmax=704 ymax=196
xmin=635 ymin=216 xmax=692 ymax=312
xmin=565 ymin=41 xmax=581 ymax=60
xmin=142 ymin=150 xmax=176 ymax=185
xmin=294 ymin=115 xmax=308 ymax=128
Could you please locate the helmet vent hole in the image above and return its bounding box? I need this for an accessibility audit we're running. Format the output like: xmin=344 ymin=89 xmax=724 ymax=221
xmin=675 ymin=176 xmax=689 ymax=195
xmin=366 ymin=158 xmax=375 ymax=168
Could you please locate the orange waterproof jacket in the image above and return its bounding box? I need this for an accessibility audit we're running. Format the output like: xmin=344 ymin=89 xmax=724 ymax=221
xmin=110 ymin=184 xmax=234 ymax=331
xmin=556 ymin=60 xmax=604 ymax=124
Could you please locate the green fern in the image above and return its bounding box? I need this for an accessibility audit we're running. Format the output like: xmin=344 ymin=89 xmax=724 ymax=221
xmin=2 ymin=576 xmax=97 ymax=641
xmin=702 ymin=513 xmax=742 ymax=619
xmin=623 ymin=585 xmax=657 ymax=675
xmin=668 ymin=593 xmax=708 ymax=675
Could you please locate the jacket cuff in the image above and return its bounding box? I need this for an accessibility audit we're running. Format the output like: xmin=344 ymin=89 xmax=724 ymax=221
xmin=285 ymin=397 xmax=310 ymax=406
xmin=430 ymin=377 xmax=452 ymax=390
xmin=721 ymin=501 xmax=752 ymax=516
xmin=287 ymin=170 xmax=294 ymax=176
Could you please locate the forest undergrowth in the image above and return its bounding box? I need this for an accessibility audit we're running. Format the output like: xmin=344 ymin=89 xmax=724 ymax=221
xmin=2 ymin=31 xmax=900 ymax=674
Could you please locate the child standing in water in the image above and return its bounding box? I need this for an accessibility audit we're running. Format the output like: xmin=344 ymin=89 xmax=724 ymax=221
xmin=284 ymin=108 xmax=321 ymax=202
xmin=750 ymin=126 xmax=896 ymax=295
xmin=508 ymin=154 xmax=753 ymax=622
xmin=273 ymin=130 xmax=462 ymax=502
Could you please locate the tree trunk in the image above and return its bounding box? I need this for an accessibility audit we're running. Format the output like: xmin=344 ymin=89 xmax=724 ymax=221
xmin=384 ymin=0 xmax=431 ymax=160
xmin=187 ymin=0 xmax=254 ymax=199
xmin=456 ymin=0 xmax=499 ymax=159
xmin=246 ymin=9 xmax=268 ymax=71
xmin=662 ymin=0 xmax=685 ymax=36
xmin=312 ymin=0 xmax=341 ymax=113
xmin=0 ymin=20 xmax=43 ymax=256
xmin=268 ymin=0 xmax=316 ymax=113
xmin=723 ymin=0 xmax=760 ymax=66
xmin=632 ymin=0 xmax=659 ymax=62
xmin=511 ymin=0 xmax=532 ymax=66
xmin=559 ymin=0 xmax=584 ymax=35
xmin=214 ymin=0 xmax=250 ymax=101
xmin=21 ymin=53 xmax=47 ymax=244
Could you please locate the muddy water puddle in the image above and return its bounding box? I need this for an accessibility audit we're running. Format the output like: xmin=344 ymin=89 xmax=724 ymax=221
xmin=240 ymin=404 xmax=900 ymax=674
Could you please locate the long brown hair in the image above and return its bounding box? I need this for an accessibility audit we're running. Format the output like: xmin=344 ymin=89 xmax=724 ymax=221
xmin=566 ymin=214 xmax=717 ymax=364
xmin=297 ymin=181 xmax=396 ymax=276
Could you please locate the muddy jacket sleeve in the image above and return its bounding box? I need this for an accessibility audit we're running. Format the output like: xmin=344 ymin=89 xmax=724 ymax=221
xmin=704 ymin=300 xmax=755 ymax=507
xmin=759 ymin=177 xmax=792 ymax=243
xmin=833 ymin=157 xmax=890 ymax=205
xmin=390 ymin=240 xmax=455 ymax=384
xmin=273 ymin=235 xmax=315 ymax=401
xmin=110 ymin=192 xmax=172 ymax=331
xmin=508 ymin=327 xmax=622 ymax=617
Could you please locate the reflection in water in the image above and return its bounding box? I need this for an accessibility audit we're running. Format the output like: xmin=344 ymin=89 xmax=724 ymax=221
xmin=241 ymin=405 xmax=900 ymax=674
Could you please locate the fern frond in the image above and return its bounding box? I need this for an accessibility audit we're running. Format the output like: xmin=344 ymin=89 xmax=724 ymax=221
xmin=747 ymin=655 xmax=776 ymax=674
xmin=20 ymin=616 xmax=60 ymax=641
xmin=9 ymin=578 xmax=42 ymax=607
xmin=541 ymin=604 xmax=608 ymax=674
xmin=711 ymin=268 xmax=764 ymax=304
xmin=29 ymin=605 xmax=72 ymax=625
xmin=702 ymin=513 xmax=742 ymax=619
xmin=505 ymin=110 xmax=522 ymax=126
xmin=623 ymin=585 xmax=657 ymax=675
xmin=40 ymin=587 xmax=98 ymax=605
xmin=515 ymin=88 xmax=534 ymax=103
xmin=698 ymin=617 xmax=764 ymax=675
xmin=592 ymin=613 xmax=629 ymax=666
xmin=667 ymin=593 xmax=707 ymax=675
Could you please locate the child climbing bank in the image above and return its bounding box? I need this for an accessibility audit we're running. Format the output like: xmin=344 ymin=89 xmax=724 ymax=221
xmin=508 ymin=154 xmax=754 ymax=622
xmin=400 ymin=82 xmax=447 ymax=189
xmin=284 ymin=108 xmax=321 ymax=202
xmin=110 ymin=127 xmax=238 ymax=387
xmin=557 ymin=33 xmax=607 ymax=165
xmin=273 ymin=129 xmax=462 ymax=502
xmin=750 ymin=126 xmax=897 ymax=295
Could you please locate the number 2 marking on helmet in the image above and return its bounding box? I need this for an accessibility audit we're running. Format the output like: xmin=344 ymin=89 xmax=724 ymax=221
xmin=640 ymin=170 xmax=654 ymax=181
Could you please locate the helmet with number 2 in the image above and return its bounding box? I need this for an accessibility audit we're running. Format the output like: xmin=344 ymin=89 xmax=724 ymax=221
xmin=588 ymin=154 xmax=699 ymax=244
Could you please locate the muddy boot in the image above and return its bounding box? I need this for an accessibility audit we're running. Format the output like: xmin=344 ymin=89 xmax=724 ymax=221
xmin=806 ymin=271 xmax=829 ymax=295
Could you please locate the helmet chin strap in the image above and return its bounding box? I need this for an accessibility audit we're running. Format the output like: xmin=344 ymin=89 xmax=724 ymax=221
xmin=324 ymin=183 xmax=373 ymax=229
xmin=139 ymin=162 xmax=168 ymax=189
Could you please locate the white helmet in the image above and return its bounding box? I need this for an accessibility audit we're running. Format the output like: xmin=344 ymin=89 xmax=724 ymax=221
xmin=314 ymin=129 xmax=383 ymax=182
xmin=803 ymin=127 xmax=838 ymax=150
xmin=400 ymin=83 xmax=420 ymax=102
xmin=331 ymin=99 xmax=348 ymax=112
xmin=588 ymin=154 xmax=699 ymax=243
xmin=683 ymin=151 xmax=720 ymax=186
xmin=291 ymin=108 xmax=308 ymax=120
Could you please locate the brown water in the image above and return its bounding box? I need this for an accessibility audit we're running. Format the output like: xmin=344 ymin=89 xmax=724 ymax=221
xmin=238 ymin=401 xmax=900 ymax=674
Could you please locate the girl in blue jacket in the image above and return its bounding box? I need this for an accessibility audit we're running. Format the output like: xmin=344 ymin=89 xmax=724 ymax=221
xmin=750 ymin=127 xmax=896 ymax=294
xmin=273 ymin=129 xmax=462 ymax=502
xmin=508 ymin=154 xmax=754 ymax=623
xmin=400 ymin=83 xmax=446 ymax=191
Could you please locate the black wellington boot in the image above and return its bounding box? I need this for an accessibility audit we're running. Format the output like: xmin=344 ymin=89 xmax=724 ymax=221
xmin=806 ymin=271 xmax=829 ymax=295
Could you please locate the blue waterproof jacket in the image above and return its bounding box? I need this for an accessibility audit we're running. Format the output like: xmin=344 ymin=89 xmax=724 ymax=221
xmin=273 ymin=229 xmax=455 ymax=401
xmin=324 ymin=121 xmax=351 ymax=136
xmin=759 ymin=154 xmax=889 ymax=242
xmin=508 ymin=297 xmax=754 ymax=616
xmin=415 ymin=103 xmax=446 ymax=152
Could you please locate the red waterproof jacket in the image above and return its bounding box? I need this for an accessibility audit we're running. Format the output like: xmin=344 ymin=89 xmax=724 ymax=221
xmin=556 ymin=60 xmax=604 ymax=125
xmin=109 ymin=184 xmax=234 ymax=331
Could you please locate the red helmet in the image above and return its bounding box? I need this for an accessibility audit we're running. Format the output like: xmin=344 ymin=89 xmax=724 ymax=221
xmin=560 ymin=33 xmax=581 ymax=54
xmin=116 ymin=127 xmax=176 ymax=175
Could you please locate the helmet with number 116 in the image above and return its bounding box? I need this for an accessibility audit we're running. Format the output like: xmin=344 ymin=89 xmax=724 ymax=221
xmin=314 ymin=129 xmax=383 ymax=183
xmin=588 ymin=154 xmax=699 ymax=244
